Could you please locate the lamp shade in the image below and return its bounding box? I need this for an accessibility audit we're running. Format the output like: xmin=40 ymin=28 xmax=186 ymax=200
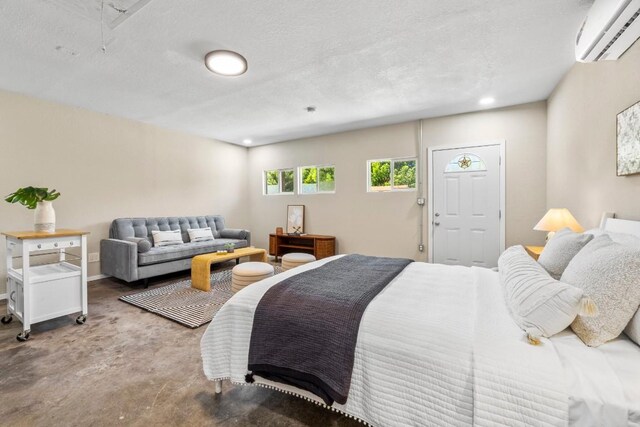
xmin=534 ymin=208 xmax=584 ymax=233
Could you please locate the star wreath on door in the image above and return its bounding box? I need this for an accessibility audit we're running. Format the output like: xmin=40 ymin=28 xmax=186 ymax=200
xmin=457 ymin=155 xmax=472 ymax=169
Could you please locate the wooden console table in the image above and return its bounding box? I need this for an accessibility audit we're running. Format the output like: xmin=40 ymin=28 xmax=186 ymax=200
xmin=269 ymin=234 xmax=336 ymax=261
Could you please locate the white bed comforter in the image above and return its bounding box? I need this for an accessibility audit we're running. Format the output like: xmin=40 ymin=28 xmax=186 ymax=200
xmin=201 ymin=256 xmax=570 ymax=426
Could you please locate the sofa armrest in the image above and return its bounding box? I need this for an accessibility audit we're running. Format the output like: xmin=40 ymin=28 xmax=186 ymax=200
xmin=100 ymin=238 xmax=139 ymax=282
xmin=219 ymin=228 xmax=251 ymax=245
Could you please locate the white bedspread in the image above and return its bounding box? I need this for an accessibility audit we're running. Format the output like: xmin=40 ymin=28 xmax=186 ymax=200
xmin=200 ymin=257 xmax=630 ymax=426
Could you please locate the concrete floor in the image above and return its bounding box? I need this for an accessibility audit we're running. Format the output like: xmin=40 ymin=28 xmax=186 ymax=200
xmin=0 ymin=264 xmax=361 ymax=427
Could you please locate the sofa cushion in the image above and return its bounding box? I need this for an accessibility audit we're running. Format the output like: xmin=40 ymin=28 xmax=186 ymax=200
xmin=110 ymin=216 xmax=226 ymax=242
xmin=137 ymin=239 xmax=248 ymax=266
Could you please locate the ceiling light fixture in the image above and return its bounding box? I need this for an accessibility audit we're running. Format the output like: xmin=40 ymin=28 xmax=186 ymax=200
xmin=479 ymin=97 xmax=495 ymax=106
xmin=243 ymin=139 xmax=252 ymax=145
xmin=204 ymin=50 xmax=248 ymax=76
xmin=306 ymin=106 xmax=316 ymax=113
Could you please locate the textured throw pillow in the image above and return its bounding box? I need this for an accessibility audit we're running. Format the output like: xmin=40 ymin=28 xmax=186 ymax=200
xmin=124 ymin=237 xmax=152 ymax=253
xmin=499 ymin=245 xmax=597 ymax=342
xmin=537 ymin=228 xmax=593 ymax=279
xmin=151 ymin=230 xmax=183 ymax=247
xmin=187 ymin=227 xmax=215 ymax=243
xmin=561 ymin=234 xmax=640 ymax=347
xmin=626 ymin=310 xmax=640 ymax=346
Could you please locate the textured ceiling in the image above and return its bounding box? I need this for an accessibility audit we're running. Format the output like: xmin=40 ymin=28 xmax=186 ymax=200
xmin=0 ymin=1 xmax=592 ymax=146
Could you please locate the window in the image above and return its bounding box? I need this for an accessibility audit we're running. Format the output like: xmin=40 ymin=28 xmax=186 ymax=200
xmin=367 ymin=158 xmax=416 ymax=192
xmin=444 ymin=153 xmax=486 ymax=173
xmin=299 ymin=165 xmax=335 ymax=194
xmin=264 ymin=169 xmax=295 ymax=195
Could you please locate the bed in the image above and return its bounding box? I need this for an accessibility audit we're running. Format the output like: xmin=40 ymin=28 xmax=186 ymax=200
xmin=200 ymin=217 xmax=640 ymax=426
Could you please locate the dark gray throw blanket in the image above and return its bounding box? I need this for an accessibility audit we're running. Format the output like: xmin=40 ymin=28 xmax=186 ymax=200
xmin=247 ymin=254 xmax=413 ymax=405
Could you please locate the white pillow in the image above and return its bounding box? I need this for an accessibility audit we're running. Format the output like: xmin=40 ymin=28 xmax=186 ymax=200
xmin=562 ymin=234 xmax=640 ymax=347
xmin=151 ymin=229 xmax=183 ymax=247
xmin=537 ymin=228 xmax=593 ymax=279
xmin=187 ymin=227 xmax=214 ymax=243
xmin=499 ymin=245 xmax=596 ymax=342
xmin=626 ymin=310 xmax=640 ymax=346
xmin=584 ymin=228 xmax=640 ymax=249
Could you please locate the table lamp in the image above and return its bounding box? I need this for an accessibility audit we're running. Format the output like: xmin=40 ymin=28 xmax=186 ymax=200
xmin=534 ymin=208 xmax=583 ymax=240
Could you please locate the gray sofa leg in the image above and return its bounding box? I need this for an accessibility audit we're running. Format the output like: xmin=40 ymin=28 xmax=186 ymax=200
xmin=143 ymin=278 xmax=149 ymax=288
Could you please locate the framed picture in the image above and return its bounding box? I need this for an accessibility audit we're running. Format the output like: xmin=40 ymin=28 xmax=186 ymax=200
xmin=617 ymin=100 xmax=640 ymax=176
xmin=286 ymin=205 xmax=305 ymax=235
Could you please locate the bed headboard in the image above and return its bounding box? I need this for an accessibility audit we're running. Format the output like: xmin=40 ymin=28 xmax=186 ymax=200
xmin=601 ymin=216 xmax=640 ymax=238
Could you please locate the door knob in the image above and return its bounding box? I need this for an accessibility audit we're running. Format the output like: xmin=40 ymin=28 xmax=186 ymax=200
xmin=434 ymin=222 xmax=440 ymax=226
xmin=435 ymin=213 xmax=440 ymax=217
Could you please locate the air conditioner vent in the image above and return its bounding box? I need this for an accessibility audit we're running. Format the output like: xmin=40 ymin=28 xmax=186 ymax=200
xmin=596 ymin=8 xmax=640 ymax=60
xmin=576 ymin=0 xmax=640 ymax=62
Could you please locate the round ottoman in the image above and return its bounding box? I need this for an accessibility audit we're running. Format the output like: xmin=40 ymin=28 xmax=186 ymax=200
xmin=231 ymin=262 xmax=274 ymax=294
xmin=281 ymin=252 xmax=316 ymax=271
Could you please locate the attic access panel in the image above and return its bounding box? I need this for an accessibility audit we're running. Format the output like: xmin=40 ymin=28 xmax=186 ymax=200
xmin=45 ymin=0 xmax=154 ymax=29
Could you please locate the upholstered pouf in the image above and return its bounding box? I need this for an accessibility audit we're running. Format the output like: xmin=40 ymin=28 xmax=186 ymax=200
xmin=231 ymin=262 xmax=274 ymax=293
xmin=281 ymin=252 xmax=316 ymax=271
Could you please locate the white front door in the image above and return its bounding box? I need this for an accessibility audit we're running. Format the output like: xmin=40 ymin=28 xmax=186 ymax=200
xmin=431 ymin=144 xmax=502 ymax=267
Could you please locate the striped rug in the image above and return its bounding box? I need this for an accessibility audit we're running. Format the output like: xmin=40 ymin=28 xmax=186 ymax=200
xmin=119 ymin=267 xmax=283 ymax=328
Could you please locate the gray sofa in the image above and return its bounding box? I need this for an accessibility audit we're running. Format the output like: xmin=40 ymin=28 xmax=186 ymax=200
xmin=100 ymin=216 xmax=250 ymax=284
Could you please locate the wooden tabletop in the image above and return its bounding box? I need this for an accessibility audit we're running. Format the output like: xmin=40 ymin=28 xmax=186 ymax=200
xmin=269 ymin=233 xmax=335 ymax=239
xmin=2 ymin=229 xmax=90 ymax=240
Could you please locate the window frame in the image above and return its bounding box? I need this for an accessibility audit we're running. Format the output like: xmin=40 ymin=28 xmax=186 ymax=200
xmin=263 ymin=168 xmax=295 ymax=195
xmin=367 ymin=157 xmax=417 ymax=193
xmin=297 ymin=165 xmax=336 ymax=195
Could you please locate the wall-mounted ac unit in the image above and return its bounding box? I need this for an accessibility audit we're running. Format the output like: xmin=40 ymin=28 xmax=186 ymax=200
xmin=576 ymin=0 xmax=640 ymax=62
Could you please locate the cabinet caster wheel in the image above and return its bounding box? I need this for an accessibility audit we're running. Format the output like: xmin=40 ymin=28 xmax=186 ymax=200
xmin=16 ymin=332 xmax=30 ymax=342
xmin=76 ymin=315 xmax=87 ymax=325
xmin=1 ymin=315 xmax=12 ymax=324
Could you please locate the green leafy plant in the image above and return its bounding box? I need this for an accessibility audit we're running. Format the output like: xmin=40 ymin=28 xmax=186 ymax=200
xmin=224 ymin=242 xmax=235 ymax=253
xmin=4 ymin=187 xmax=61 ymax=210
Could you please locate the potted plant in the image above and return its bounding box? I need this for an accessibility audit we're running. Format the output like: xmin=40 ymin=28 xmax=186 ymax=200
xmin=224 ymin=243 xmax=235 ymax=254
xmin=5 ymin=187 xmax=61 ymax=233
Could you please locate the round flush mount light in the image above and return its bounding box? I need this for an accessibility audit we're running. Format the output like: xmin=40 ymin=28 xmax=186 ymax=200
xmin=204 ymin=50 xmax=248 ymax=76
xmin=243 ymin=139 xmax=252 ymax=145
xmin=479 ymin=97 xmax=495 ymax=106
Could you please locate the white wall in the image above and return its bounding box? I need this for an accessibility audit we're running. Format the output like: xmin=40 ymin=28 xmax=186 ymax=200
xmin=248 ymin=101 xmax=548 ymax=261
xmin=0 ymin=90 xmax=249 ymax=293
xmin=547 ymin=40 xmax=640 ymax=228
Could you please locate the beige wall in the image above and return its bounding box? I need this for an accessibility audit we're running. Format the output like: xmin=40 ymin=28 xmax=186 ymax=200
xmin=547 ymin=41 xmax=640 ymax=229
xmin=422 ymin=101 xmax=548 ymax=249
xmin=248 ymin=101 xmax=548 ymax=261
xmin=0 ymin=90 xmax=249 ymax=293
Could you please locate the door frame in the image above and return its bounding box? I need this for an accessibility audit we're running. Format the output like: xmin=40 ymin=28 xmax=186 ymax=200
xmin=427 ymin=140 xmax=506 ymax=263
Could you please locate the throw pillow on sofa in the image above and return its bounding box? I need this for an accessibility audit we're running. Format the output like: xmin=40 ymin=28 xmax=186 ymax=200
xmin=151 ymin=230 xmax=183 ymax=247
xmin=188 ymin=227 xmax=215 ymax=243
xmin=124 ymin=237 xmax=152 ymax=253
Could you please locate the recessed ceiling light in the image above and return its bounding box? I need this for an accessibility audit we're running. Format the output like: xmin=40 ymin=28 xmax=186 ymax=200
xmin=204 ymin=50 xmax=248 ymax=76
xmin=243 ymin=139 xmax=252 ymax=145
xmin=479 ymin=97 xmax=495 ymax=106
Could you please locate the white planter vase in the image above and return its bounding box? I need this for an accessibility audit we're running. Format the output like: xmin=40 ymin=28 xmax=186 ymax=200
xmin=34 ymin=201 xmax=56 ymax=233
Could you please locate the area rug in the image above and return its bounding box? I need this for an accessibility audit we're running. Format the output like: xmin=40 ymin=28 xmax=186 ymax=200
xmin=119 ymin=267 xmax=283 ymax=328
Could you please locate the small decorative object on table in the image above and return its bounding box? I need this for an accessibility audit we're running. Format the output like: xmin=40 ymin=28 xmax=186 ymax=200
xmin=617 ymin=99 xmax=640 ymax=176
xmin=4 ymin=187 xmax=61 ymax=233
xmin=224 ymin=243 xmax=235 ymax=253
xmin=276 ymin=227 xmax=284 ymax=235
xmin=287 ymin=205 xmax=305 ymax=236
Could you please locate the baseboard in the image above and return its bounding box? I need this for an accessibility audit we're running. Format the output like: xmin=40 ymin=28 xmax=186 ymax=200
xmin=88 ymin=274 xmax=110 ymax=282
xmin=0 ymin=293 xmax=6 ymax=301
